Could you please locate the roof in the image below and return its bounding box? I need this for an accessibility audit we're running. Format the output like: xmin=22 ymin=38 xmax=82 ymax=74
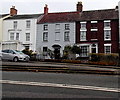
xmin=37 ymin=12 xmax=81 ymax=24
xmin=80 ymin=9 xmax=118 ymax=21
xmin=4 ymin=14 xmax=43 ymax=20
xmin=0 ymin=14 xmax=9 ymax=18
xmin=37 ymin=8 xmax=118 ymax=24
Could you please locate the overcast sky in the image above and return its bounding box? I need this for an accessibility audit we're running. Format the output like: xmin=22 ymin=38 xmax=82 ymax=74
xmin=0 ymin=0 xmax=120 ymax=14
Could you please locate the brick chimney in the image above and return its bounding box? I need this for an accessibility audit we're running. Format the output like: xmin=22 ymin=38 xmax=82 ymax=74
xmin=76 ymin=2 xmax=83 ymax=12
xmin=10 ymin=6 xmax=17 ymax=16
xmin=44 ymin=4 xmax=48 ymax=15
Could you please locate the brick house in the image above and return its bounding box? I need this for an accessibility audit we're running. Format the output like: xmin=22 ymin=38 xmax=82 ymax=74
xmin=76 ymin=5 xmax=119 ymax=57
xmin=36 ymin=2 xmax=119 ymax=59
xmin=37 ymin=2 xmax=119 ymax=59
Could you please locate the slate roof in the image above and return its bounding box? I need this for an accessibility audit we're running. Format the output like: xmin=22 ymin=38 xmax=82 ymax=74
xmin=37 ymin=12 xmax=81 ymax=24
xmin=80 ymin=9 xmax=118 ymax=21
xmin=0 ymin=14 xmax=9 ymax=18
xmin=37 ymin=8 xmax=118 ymax=24
xmin=4 ymin=14 xmax=43 ymax=20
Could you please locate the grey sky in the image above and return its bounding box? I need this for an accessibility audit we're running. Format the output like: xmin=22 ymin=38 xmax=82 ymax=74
xmin=0 ymin=0 xmax=120 ymax=14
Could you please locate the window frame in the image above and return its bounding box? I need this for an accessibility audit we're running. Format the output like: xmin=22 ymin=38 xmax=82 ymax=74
xmin=13 ymin=21 xmax=17 ymax=29
xmin=43 ymin=25 xmax=48 ymax=31
xmin=43 ymin=32 xmax=48 ymax=42
xmin=104 ymin=45 xmax=111 ymax=54
xmin=26 ymin=20 xmax=31 ymax=29
xmin=26 ymin=33 xmax=30 ymax=41
xmin=10 ymin=33 xmax=14 ymax=40
xmin=104 ymin=30 xmax=111 ymax=40
xmin=65 ymin=24 xmax=70 ymax=30
xmin=64 ymin=31 xmax=70 ymax=41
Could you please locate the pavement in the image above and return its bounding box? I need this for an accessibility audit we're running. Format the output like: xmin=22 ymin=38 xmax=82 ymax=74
xmin=1 ymin=61 xmax=120 ymax=75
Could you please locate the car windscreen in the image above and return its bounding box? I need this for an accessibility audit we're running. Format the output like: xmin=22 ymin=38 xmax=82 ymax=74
xmin=15 ymin=50 xmax=24 ymax=54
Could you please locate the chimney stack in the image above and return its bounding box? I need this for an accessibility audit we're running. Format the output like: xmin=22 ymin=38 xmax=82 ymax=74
xmin=10 ymin=6 xmax=17 ymax=16
xmin=44 ymin=4 xmax=48 ymax=15
xmin=77 ymin=2 xmax=83 ymax=12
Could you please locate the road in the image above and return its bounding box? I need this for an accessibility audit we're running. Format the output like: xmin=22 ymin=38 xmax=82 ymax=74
xmin=1 ymin=71 xmax=120 ymax=99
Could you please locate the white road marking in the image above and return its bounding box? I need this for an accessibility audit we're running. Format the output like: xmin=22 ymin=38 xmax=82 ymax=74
xmin=0 ymin=80 xmax=119 ymax=93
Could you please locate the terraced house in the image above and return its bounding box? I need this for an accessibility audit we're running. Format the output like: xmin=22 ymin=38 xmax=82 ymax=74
xmin=2 ymin=6 xmax=43 ymax=51
xmin=36 ymin=2 xmax=119 ymax=58
xmin=76 ymin=7 xmax=119 ymax=58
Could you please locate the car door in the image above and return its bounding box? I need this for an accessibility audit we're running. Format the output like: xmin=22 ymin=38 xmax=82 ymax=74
xmin=8 ymin=50 xmax=16 ymax=60
xmin=2 ymin=50 xmax=9 ymax=60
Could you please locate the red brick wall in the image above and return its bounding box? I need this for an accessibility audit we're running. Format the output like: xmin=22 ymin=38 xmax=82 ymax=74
xmin=76 ymin=19 xmax=119 ymax=53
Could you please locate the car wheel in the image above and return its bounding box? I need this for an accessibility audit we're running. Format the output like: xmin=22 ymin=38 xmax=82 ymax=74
xmin=25 ymin=57 xmax=30 ymax=62
xmin=13 ymin=57 xmax=18 ymax=62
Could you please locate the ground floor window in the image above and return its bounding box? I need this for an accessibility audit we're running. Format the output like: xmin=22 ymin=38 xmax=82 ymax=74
xmin=80 ymin=46 xmax=89 ymax=57
xmin=104 ymin=46 xmax=111 ymax=54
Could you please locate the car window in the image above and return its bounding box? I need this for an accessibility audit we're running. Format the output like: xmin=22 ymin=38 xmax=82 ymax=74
xmin=8 ymin=50 xmax=16 ymax=54
xmin=2 ymin=50 xmax=9 ymax=53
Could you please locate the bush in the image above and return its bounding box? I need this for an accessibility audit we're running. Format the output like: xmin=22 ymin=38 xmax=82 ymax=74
xmin=89 ymin=53 xmax=119 ymax=66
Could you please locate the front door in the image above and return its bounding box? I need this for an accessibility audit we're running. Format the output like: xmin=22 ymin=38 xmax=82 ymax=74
xmin=52 ymin=44 xmax=61 ymax=59
xmin=54 ymin=48 xmax=60 ymax=59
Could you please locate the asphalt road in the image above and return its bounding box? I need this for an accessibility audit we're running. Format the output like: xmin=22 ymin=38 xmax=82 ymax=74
xmin=1 ymin=71 xmax=120 ymax=99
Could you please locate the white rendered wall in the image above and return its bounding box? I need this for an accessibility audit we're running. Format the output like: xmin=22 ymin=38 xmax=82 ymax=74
xmin=36 ymin=22 xmax=76 ymax=55
xmin=3 ymin=18 xmax=37 ymax=51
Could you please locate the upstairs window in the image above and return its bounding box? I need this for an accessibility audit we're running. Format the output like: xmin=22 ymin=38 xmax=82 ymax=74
xmin=91 ymin=21 xmax=97 ymax=30
xmin=16 ymin=33 xmax=19 ymax=40
xmin=43 ymin=32 xmax=48 ymax=41
xmin=26 ymin=20 xmax=31 ymax=28
xmin=104 ymin=20 xmax=111 ymax=28
xmin=26 ymin=33 xmax=30 ymax=41
xmin=64 ymin=31 xmax=70 ymax=41
xmin=10 ymin=33 xmax=14 ymax=40
xmin=104 ymin=30 xmax=111 ymax=40
xmin=13 ymin=21 xmax=17 ymax=29
xmin=80 ymin=22 xmax=86 ymax=29
xmin=43 ymin=25 xmax=48 ymax=31
xmin=80 ymin=31 xmax=86 ymax=41
xmin=55 ymin=24 xmax=60 ymax=30
xmin=65 ymin=24 xmax=70 ymax=30
xmin=55 ymin=32 xmax=60 ymax=41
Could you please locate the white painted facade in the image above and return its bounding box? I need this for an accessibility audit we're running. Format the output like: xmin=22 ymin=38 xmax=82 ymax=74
xmin=2 ymin=17 xmax=39 ymax=51
xmin=0 ymin=15 xmax=11 ymax=50
xmin=36 ymin=22 xmax=76 ymax=56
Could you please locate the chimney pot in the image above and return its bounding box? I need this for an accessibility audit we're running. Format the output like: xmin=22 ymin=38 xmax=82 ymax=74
xmin=10 ymin=6 xmax=17 ymax=16
xmin=44 ymin=4 xmax=48 ymax=15
xmin=77 ymin=1 xmax=83 ymax=12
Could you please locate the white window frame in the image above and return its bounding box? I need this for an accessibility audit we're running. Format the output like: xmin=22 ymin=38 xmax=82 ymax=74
xmin=26 ymin=33 xmax=30 ymax=41
xmin=16 ymin=33 xmax=19 ymax=40
xmin=104 ymin=20 xmax=111 ymax=28
xmin=65 ymin=24 xmax=70 ymax=30
xmin=55 ymin=32 xmax=60 ymax=41
xmin=80 ymin=45 xmax=89 ymax=57
xmin=91 ymin=21 xmax=97 ymax=23
xmin=43 ymin=32 xmax=48 ymax=41
xmin=10 ymin=33 xmax=14 ymax=40
xmin=43 ymin=25 xmax=48 ymax=31
xmin=80 ymin=22 xmax=86 ymax=29
xmin=55 ymin=24 xmax=60 ymax=30
xmin=104 ymin=44 xmax=111 ymax=54
xmin=26 ymin=20 xmax=31 ymax=29
xmin=80 ymin=31 xmax=86 ymax=41
xmin=64 ymin=31 xmax=70 ymax=41
xmin=104 ymin=29 xmax=111 ymax=40
xmin=13 ymin=21 xmax=17 ymax=29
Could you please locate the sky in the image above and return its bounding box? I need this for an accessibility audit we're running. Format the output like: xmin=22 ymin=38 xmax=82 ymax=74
xmin=0 ymin=0 xmax=120 ymax=14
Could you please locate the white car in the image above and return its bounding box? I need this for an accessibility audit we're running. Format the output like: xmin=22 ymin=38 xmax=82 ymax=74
xmin=1 ymin=49 xmax=30 ymax=62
